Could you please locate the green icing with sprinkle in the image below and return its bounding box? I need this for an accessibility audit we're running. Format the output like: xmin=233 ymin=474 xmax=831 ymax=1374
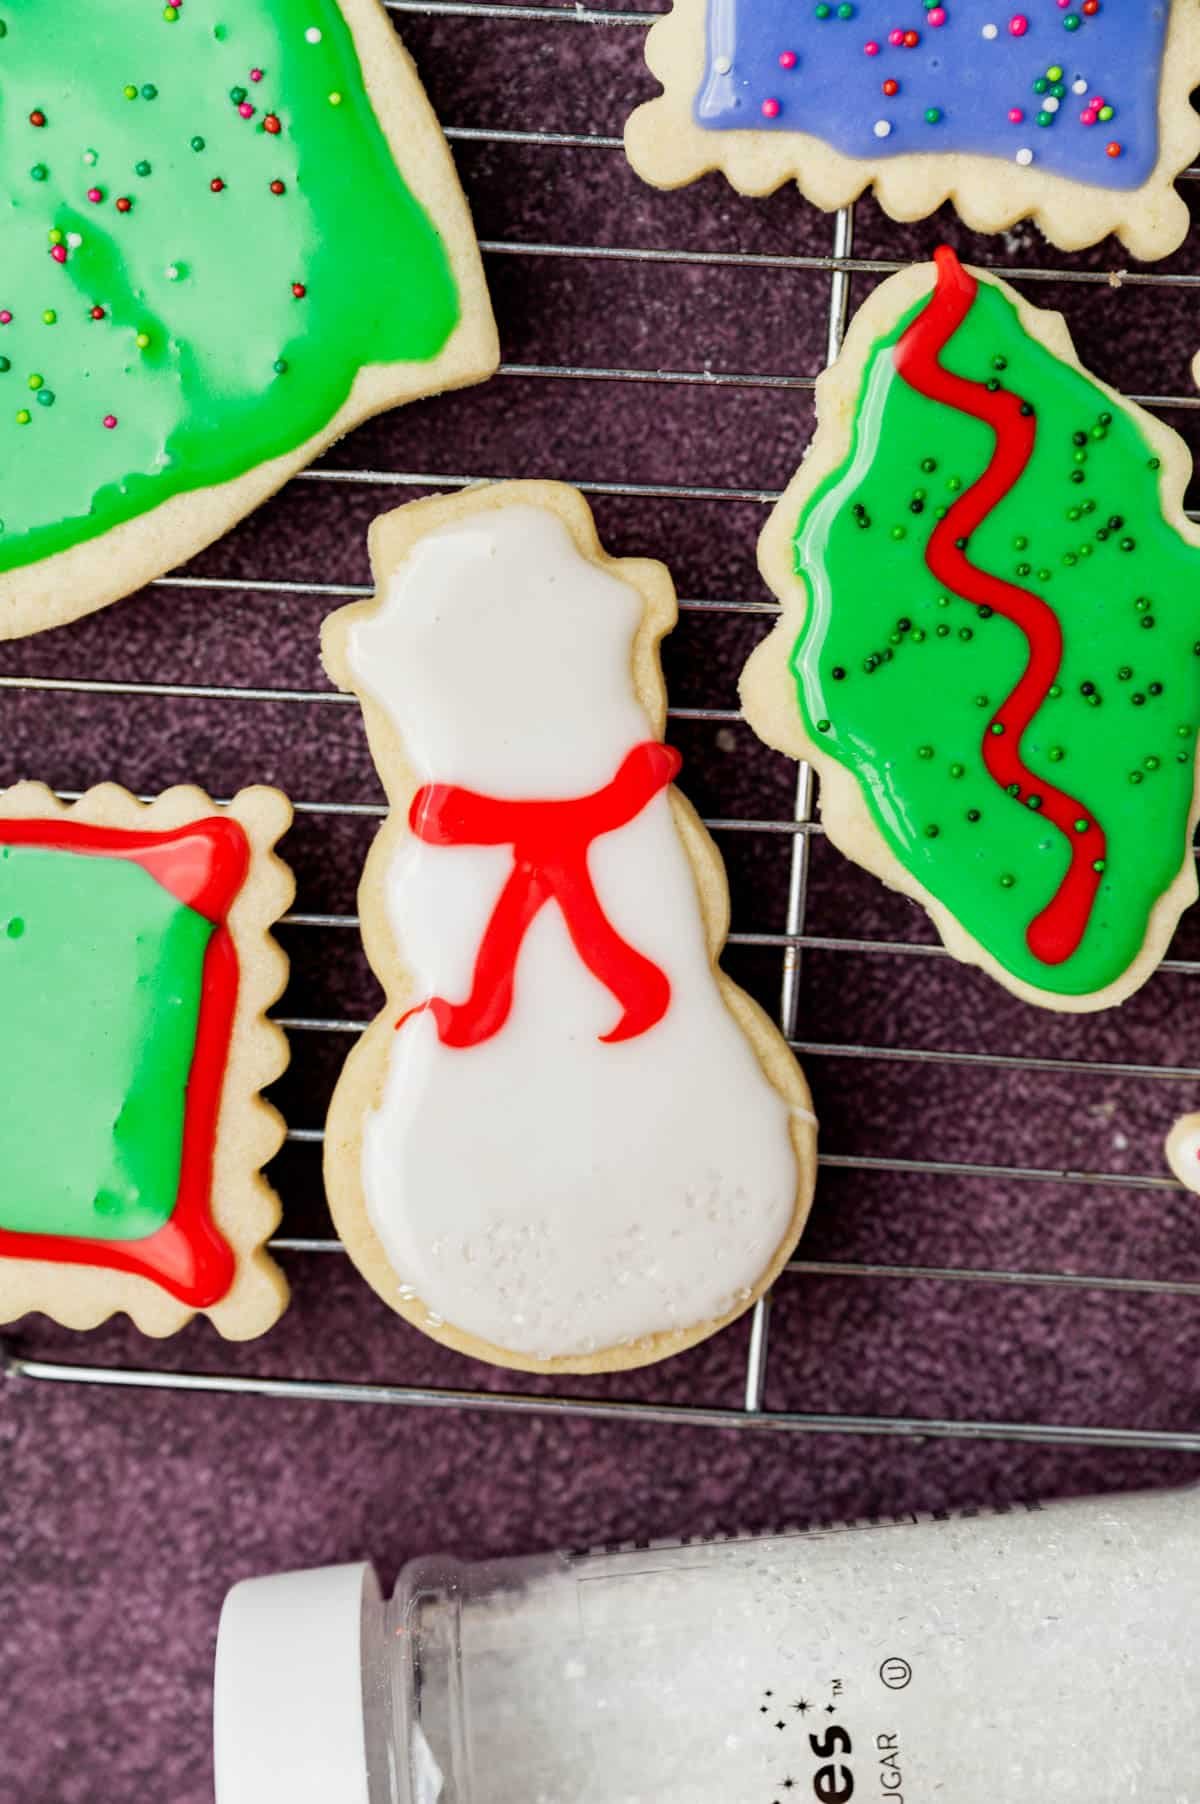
xmin=0 ymin=847 xmax=211 ymax=1239
xmin=0 ymin=0 xmax=460 ymax=573
xmin=790 ymin=277 xmax=1200 ymax=997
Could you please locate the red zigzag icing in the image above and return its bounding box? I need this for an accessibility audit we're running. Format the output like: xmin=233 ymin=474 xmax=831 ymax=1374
xmin=893 ymin=246 xmax=1106 ymax=968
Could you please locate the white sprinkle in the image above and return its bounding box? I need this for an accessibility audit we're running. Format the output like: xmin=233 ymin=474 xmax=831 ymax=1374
xmin=1072 ymin=77 xmax=1088 ymax=94
xmin=166 ymin=263 xmax=183 ymax=280
xmin=713 ymin=54 xmax=732 ymax=73
xmin=1044 ymin=95 xmax=1060 ymax=113
xmin=982 ymin=22 xmax=998 ymax=39
xmin=83 ymin=149 xmax=98 ymax=167
xmin=66 ymin=232 xmax=82 ymax=249
xmin=1015 ymin=147 xmax=1034 ymax=165
xmin=873 ymin=118 xmax=892 ymax=138
xmin=305 ymin=25 xmax=322 ymax=41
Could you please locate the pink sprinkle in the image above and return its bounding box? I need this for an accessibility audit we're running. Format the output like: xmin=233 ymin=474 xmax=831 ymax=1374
xmin=87 ymin=187 xmax=102 ymax=204
xmin=1091 ymin=96 xmax=1106 ymax=108
xmin=761 ymin=96 xmax=781 ymax=118
xmin=927 ymin=4 xmax=946 ymax=20
xmin=778 ymin=49 xmax=797 ymax=68
xmin=238 ymin=101 xmax=255 ymax=118
xmin=1008 ymin=12 xmax=1028 ymax=33
xmin=0 ymin=312 xmax=11 ymax=325
xmin=103 ymin=414 xmax=117 ymax=429
xmin=1081 ymin=108 xmax=1097 ymax=124
xmin=50 ymin=244 xmax=67 ymax=263
xmin=863 ymin=38 xmax=880 ymax=54
xmin=250 ymin=67 xmax=264 ymax=82
xmin=1008 ymin=107 xmax=1025 ymax=123
xmin=888 ymin=26 xmax=904 ymax=44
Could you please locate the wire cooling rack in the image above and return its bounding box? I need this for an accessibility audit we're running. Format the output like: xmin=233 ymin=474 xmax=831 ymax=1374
xmin=4 ymin=0 xmax=1200 ymax=1463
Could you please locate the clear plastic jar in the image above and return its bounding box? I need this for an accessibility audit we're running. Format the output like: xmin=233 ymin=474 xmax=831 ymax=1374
xmin=214 ymin=1486 xmax=1198 ymax=1804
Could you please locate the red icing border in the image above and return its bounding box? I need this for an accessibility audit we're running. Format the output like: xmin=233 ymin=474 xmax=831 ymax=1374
xmin=0 ymin=817 xmax=251 ymax=1309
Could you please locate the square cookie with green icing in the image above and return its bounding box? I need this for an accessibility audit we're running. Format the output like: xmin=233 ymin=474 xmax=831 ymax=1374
xmin=626 ymin=1 xmax=1200 ymax=260
xmin=0 ymin=0 xmax=498 ymax=640
xmin=742 ymin=247 xmax=1200 ymax=1013
xmin=321 ymin=482 xmax=818 ymax=1373
xmin=0 ymin=783 xmax=293 ymax=1338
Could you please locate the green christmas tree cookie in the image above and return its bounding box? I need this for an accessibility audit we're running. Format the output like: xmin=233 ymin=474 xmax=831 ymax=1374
xmin=742 ymin=247 xmax=1200 ymax=1012
xmin=0 ymin=0 xmax=497 ymax=638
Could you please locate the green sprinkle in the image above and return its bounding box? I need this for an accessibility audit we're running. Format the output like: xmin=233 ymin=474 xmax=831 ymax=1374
xmin=999 ymin=874 xmax=1015 ymax=888
xmin=30 ymin=163 xmax=47 ymax=181
xmin=1047 ymin=747 xmax=1064 ymax=763
xmin=36 ymin=389 xmax=53 ymax=407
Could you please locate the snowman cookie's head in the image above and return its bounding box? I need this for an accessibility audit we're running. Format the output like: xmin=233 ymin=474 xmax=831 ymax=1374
xmin=347 ymin=504 xmax=653 ymax=795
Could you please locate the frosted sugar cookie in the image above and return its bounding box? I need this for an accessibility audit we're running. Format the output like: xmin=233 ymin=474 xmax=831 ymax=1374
xmin=626 ymin=1 xmax=1200 ymax=260
xmin=741 ymin=247 xmax=1200 ymax=1012
xmin=322 ymin=482 xmax=817 ymax=1372
xmin=0 ymin=0 xmax=498 ymax=639
xmin=0 ymin=783 xmax=292 ymax=1338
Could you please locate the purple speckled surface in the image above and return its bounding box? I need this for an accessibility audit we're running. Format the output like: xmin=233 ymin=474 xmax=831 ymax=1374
xmin=3 ymin=6 xmax=1200 ymax=1799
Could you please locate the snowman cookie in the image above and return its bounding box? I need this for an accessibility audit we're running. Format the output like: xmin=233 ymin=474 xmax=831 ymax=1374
xmin=741 ymin=247 xmax=1200 ymax=1013
xmin=0 ymin=0 xmax=497 ymax=640
xmin=625 ymin=0 xmax=1200 ymax=260
xmin=321 ymin=483 xmax=817 ymax=1373
xmin=0 ymin=782 xmax=293 ymax=1339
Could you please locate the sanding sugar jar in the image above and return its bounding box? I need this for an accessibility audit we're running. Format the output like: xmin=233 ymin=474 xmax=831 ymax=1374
xmin=214 ymin=1486 xmax=1199 ymax=1804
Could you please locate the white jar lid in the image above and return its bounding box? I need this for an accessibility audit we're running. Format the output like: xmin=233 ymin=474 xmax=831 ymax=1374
xmin=214 ymin=1561 xmax=381 ymax=1804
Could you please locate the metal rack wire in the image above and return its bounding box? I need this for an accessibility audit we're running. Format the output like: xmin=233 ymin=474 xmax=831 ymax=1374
xmin=4 ymin=0 xmax=1200 ymax=1458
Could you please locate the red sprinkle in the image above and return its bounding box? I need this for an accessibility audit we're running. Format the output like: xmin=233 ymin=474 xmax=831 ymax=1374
xmin=292 ymin=282 xmax=306 ymax=298
xmin=115 ymin=196 xmax=132 ymax=213
xmin=1106 ymin=140 xmax=1122 ymax=157
xmin=882 ymin=78 xmax=899 ymax=96
xmin=264 ymin=113 xmax=282 ymax=134
xmin=29 ymin=110 xmax=46 ymax=127
xmin=902 ymin=29 xmax=919 ymax=46
xmin=90 ymin=305 xmax=105 ymax=319
xmin=270 ymin=179 xmax=286 ymax=194
xmin=210 ymin=177 xmax=225 ymax=192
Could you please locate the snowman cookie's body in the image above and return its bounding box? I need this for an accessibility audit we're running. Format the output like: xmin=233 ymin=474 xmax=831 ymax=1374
xmin=323 ymin=487 xmax=815 ymax=1370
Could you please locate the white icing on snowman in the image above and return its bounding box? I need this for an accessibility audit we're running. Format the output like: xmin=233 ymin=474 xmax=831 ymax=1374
xmin=343 ymin=504 xmax=800 ymax=1360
